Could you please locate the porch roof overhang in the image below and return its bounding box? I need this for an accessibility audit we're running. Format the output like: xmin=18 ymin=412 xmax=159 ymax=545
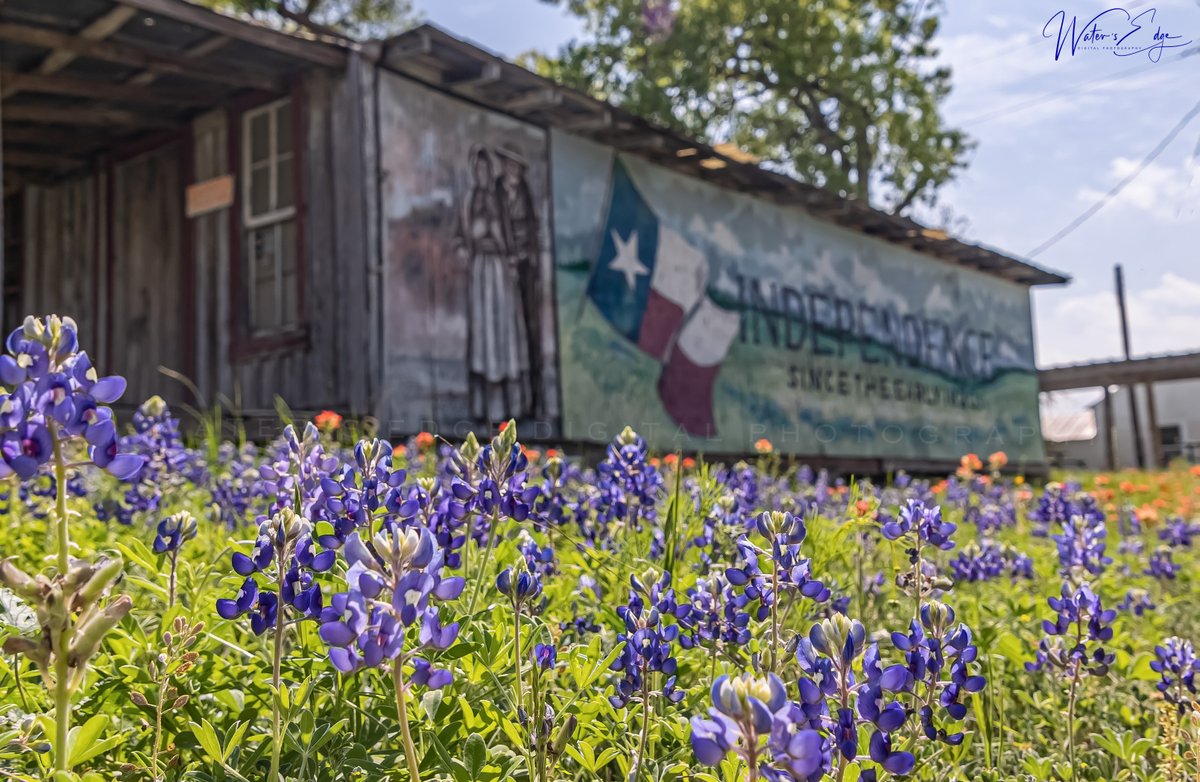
xmin=0 ymin=0 xmax=351 ymax=191
xmin=380 ymin=24 xmax=1069 ymax=288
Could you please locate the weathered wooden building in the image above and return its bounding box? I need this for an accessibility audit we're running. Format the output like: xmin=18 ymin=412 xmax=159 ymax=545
xmin=2 ymin=0 xmax=377 ymax=420
xmin=1 ymin=0 xmax=1068 ymax=469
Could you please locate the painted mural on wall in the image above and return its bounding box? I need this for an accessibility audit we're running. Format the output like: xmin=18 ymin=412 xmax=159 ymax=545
xmin=552 ymin=131 xmax=1046 ymax=463
xmin=379 ymin=73 xmax=559 ymax=434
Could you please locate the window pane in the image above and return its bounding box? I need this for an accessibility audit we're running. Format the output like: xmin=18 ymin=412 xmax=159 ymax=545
xmin=249 ymin=226 xmax=278 ymax=332
xmin=280 ymin=220 xmax=297 ymax=326
xmin=249 ymin=165 xmax=271 ymax=217
xmin=276 ymin=156 xmax=294 ymax=210
xmin=276 ymin=103 xmax=293 ymax=156
xmin=249 ymin=112 xmax=271 ymax=165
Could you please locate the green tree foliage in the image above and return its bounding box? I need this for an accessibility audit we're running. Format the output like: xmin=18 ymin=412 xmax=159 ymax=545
xmin=197 ymin=0 xmax=413 ymax=38
xmin=534 ymin=0 xmax=972 ymax=214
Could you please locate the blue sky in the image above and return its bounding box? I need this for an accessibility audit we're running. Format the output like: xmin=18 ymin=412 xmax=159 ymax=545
xmin=413 ymin=0 xmax=1200 ymax=370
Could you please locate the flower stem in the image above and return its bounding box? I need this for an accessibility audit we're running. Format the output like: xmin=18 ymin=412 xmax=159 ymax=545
xmin=151 ymin=670 xmax=167 ymax=780
xmin=466 ymin=506 xmax=502 ymax=616
xmin=51 ymin=425 xmax=69 ymax=573
xmin=768 ymin=560 xmax=780 ymax=674
xmin=631 ymin=671 xmax=651 ymax=782
xmin=912 ymin=532 xmax=924 ymax=623
xmin=51 ymin=426 xmax=72 ymax=774
xmin=393 ymin=659 xmax=422 ymax=782
xmin=1066 ymin=663 xmax=1081 ymax=780
xmin=168 ymin=550 xmax=179 ymax=610
xmin=512 ymin=603 xmax=525 ymax=713
xmin=269 ymin=565 xmax=285 ymax=781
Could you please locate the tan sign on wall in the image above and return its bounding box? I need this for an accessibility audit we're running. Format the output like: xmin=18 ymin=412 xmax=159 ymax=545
xmin=185 ymin=175 xmax=234 ymax=217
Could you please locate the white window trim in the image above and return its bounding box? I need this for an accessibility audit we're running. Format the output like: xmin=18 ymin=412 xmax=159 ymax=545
xmin=242 ymin=97 xmax=296 ymax=230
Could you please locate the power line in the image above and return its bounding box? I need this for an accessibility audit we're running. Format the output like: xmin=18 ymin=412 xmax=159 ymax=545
xmin=1025 ymin=96 xmax=1200 ymax=258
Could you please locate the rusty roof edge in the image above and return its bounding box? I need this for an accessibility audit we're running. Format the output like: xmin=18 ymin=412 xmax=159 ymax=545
xmin=377 ymin=24 xmax=1071 ymax=288
xmin=116 ymin=0 xmax=356 ymax=68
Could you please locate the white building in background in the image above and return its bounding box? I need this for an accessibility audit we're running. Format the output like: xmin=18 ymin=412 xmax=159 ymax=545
xmin=1043 ymin=379 xmax=1200 ymax=470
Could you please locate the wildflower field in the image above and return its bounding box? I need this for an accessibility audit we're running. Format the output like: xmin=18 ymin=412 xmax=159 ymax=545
xmin=0 ymin=316 xmax=1198 ymax=782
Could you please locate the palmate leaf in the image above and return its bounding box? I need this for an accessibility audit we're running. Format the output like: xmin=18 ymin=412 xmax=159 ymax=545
xmin=0 ymin=588 xmax=37 ymax=637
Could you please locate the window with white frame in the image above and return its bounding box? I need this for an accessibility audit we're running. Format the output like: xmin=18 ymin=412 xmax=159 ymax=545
xmin=242 ymin=98 xmax=298 ymax=335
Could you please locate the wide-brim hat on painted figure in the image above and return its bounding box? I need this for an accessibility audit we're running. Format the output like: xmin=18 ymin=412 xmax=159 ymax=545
xmin=494 ymin=143 xmax=528 ymax=168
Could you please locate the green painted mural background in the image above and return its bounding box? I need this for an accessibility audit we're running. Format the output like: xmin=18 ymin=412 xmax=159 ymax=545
xmin=550 ymin=131 xmax=1046 ymax=464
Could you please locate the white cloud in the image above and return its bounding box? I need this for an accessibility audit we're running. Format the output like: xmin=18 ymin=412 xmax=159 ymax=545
xmin=688 ymin=215 xmax=745 ymax=257
xmin=1076 ymin=157 xmax=1200 ymax=222
xmin=1035 ymin=271 xmax=1200 ymax=366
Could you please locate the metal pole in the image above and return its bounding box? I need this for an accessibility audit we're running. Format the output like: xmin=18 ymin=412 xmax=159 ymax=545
xmin=1102 ymin=386 xmax=1117 ymax=471
xmin=1145 ymin=384 xmax=1163 ymax=467
xmin=1114 ymin=264 xmax=1146 ymax=469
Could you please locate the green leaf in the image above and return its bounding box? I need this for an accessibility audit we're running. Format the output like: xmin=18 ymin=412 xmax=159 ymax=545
xmin=463 ymin=732 xmax=486 ymax=777
xmin=225 ymin=721 xmax=250 ymax=762
xmin=67 ymin=715 xmax=110 ymax=767
xmin=195 ymin=719 xmax=224 ymax=762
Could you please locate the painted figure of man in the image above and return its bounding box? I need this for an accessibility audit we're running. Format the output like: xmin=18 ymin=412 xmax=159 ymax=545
xmin=494 ymin=143 xmax=543 ymax=419
xmin=459 ymin=145 xmax=532 ymax=422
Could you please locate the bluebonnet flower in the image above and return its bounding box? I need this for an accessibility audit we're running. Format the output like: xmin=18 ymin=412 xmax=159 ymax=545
xmin=518 ymin=532 xmax=556 ymax=580
xmin=1030 ymin=482 xmax=1103 ymax=537
xmin=109 ymin=396 xmax=205 ymax=525
xmin=318 ymin=525 xmax=463 ymax=676
xmin=1053 ymin=513 xmax=1111 ymax=576
xmin=963 ymin=498 xmax=1016 ymax=535
xmin=256 ymin=423 xmax=344 ymax=530
xmin=496 ymin=561 xmax=543 ymax=605
xmin=949 ymin=541 xmax=1034 ymax=583
xmin=762 ymin=703 xmax=832 ymax=782
xmin=680 ymin=573 xmax=752 ymax=650
xmin=1159 ymin=516 xmax=1200 ymax=549
xmin=209 ymin=442 xmax=261 ymax=528
xmin=474 ymin=438 xmax=538 ymax=527
xmin=533 ymin=643 xmax=557 ymax=671
xmin=391 ymin=472 xmax=471 ymax=569
xmin=890 ymin=601 xmax=985 ymax=746
xmin=0 ymin=315 xmax=142 ymax=480
xmin=1118 ymin=588 xmax=1156 ymax=616
xmin=785 ymin=610 xmax=947 ymax=777
xmin=594 ymin=427 xmax=663 ymax=541
xmin=609 ymin=571 xmax=687 ymax=708
xmin=1027 ymin=582 xmax=1116 ymax=678
xmin=217 ymin=508 xmax=330 ymax=632
xmin=153 ymin=511 xmax=197 ymax=554
xmin=1146 ymin=546 xmax=1180 ymax=579
xmin=881 ymin=500 xmax=957 ymax=553
xmin=530 ymin=452 xmax=581 ymax=529
xmin=690 ymin=672 xmax=788 ymax=768
xmin=1151 ymin=637 xmax=1199 ymax=714
xmin=726 ymin=511 xmax=829 ymax=670
xmin=1115 ymin=507 xmax=1144 ymax=557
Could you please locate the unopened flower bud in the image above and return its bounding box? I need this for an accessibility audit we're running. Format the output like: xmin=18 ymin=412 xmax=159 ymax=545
xmin=0 ymin=559 xmax=39 ymax=599
xmin=75 ymin=555 xmax=124 ymax=607
xmin=459 ymin=432 xmax=481 ymax=463
xmin=551 ymin=714 xmax=577 ymax=757
xmin=69 ymin=594 xmax=133 ymax=666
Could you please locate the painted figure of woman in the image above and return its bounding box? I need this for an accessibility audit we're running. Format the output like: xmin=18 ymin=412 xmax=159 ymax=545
xmin=460 ymin=145 xmax=532 ymax=422
xmin=495 ymin=144 xmax=543 ymax=419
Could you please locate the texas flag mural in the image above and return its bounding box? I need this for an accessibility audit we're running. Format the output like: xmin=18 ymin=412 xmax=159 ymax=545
xmin=586 ymin=160 xmax=741 ymax=436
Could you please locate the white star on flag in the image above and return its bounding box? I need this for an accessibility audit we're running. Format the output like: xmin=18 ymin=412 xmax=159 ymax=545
xmin=608 ymin=228 xmax=648 ymax=290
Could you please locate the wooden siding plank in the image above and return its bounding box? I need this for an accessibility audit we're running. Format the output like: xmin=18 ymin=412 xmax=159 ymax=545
xmin=110 ymin=142 xmax=184 ymax=404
